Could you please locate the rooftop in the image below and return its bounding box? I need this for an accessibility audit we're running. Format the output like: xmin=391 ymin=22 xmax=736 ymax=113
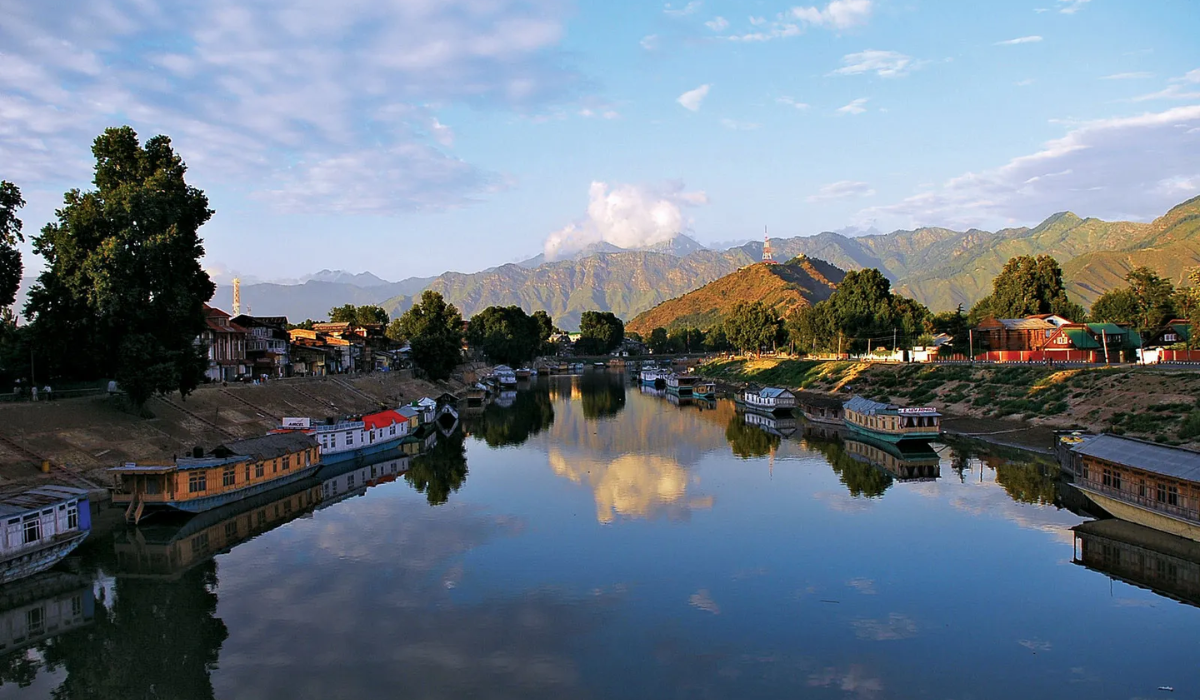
xmin=844 ymin=396 xmax=897 ymax=416
xmin=1072 ymin=433 xmax=1200 ymax=482
xmin=0 ymin=486 xmax=89 ymax=518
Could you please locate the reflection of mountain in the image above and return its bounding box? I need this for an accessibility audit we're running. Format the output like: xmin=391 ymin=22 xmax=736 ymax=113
xmin=1074 ymin=519 xmax=1200 ymax=608
xmin=548 ymin=450 xmax=713 ymax=524
xmin=405 ymin=430 xmax=468 ymax=506
xmin=0 ymin=572 xmax=93 ymax=686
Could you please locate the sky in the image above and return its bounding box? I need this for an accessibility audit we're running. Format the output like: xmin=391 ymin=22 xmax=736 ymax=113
xmin=1 ymin=0 xmax=1198 ymax=284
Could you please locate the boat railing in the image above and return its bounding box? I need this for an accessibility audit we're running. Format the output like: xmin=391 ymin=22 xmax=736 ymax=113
xmin=1079 ymin=480 xmax=1200 ymax=524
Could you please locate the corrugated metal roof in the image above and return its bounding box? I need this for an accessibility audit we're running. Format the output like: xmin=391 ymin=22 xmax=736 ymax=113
xmin=843 ymin=396 xmax=896 ymax=416
xmin=759 ymin=387 xmax=794 ymax=399
xmin=1061 ymin=328 xmax=1101 ymax=349
xmin=1072 ymin=434 xmax=1200 ymax=482
xmin=0 ymin=486 xmax=89 ymax=518
xmin=220 ymin=432 xmax=318 ymax=462
xmin=999 ymin=318 xmax=1056 ymax=331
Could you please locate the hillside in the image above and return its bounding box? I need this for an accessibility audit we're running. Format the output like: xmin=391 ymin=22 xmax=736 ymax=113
xmin=626 ymin=257 xmax=844 ymax=335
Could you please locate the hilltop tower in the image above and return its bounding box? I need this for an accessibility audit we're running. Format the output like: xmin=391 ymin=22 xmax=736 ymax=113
xmin=762 ymin=228 xmax=776 ymax=264
xmin=232 ymin=278 xmax=241 ymax=316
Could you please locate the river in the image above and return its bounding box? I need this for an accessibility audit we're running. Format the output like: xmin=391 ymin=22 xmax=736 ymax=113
xmin=0 ymin=371 xmax=1196 ymax=699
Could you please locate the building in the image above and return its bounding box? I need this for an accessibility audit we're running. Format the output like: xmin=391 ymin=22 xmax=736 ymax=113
xmin=1044 ymin=323 xmax=1141 ymax=362
xmin=973 ymin=316 xmax=1060 ymax=353
xmin=199 ymin=305 xmax=248 ymax=381
xmin=289 ymin=328 xmax=355 ymax=375
xmin=232 ymin=314 xmax=291 ymax=378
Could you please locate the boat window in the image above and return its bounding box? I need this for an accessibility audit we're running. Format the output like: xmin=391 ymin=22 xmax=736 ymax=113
xmin=255 ymin=463 xmax=265 ymax=478
xmin=67 ymin=506 xmax=78 ymax=530
xmin=223 ymin=468 xmax=236 ymax=487
xmin=7 ymin=518 xmax=17 ymax=526
xmin=189 ymin=472 xmax=208 ymax=493
xmin=22 ymin=517 xmax=41 ymax=544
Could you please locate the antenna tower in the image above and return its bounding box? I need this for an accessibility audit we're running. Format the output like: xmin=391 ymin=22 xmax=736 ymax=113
xmin=232 ymin=278 xmax=241 ymax=316
xmin=762 ymin=227 xmax=776 ymax=264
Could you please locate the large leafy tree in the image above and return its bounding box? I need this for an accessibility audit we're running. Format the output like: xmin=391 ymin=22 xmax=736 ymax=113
xmin=724 ymin=300 xmax=780 ymax=354
xmin=930 ymin=305 xmax=969 ymax=353
xmin=25 ymin=126 xmax=215 ymax=406
xmin=0 ymin=181 xmax=24 ymax=312
xmin=968 ymin=255 xmax=1084 ymax=324
xmin=647 ymin=327 xmax=670 ymax=354
xmin=575 ymin=311 xmax=624 ymax=355
xmin=785 ymin=268 xmax=931 ymax=353
xmin=395 ymin=290 xmax=464 ymax=381
xmin=1181 ymin=268 xmax=1200 ymax=349
xmin=329 ymin=304 xmax=389 ymax=326
xmin=1089 ymin=288 xmax=1140 ymax=325
xmin=1123 ymin=266 xmax=1176 ymax=330
xmin=466 ymin=305 xmax=543 ymax=366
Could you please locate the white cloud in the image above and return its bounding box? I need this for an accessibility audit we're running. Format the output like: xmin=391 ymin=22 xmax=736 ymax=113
xmin=854 ymin=105 xmax=1200 ymax=230
xmin=1130 ymin=68 xmax=1200 ymax=101
xmin=705 ymin=16 xmax=730 ymax=31
xmin=832 ymin=50 xmax=919 ymax=78
xmin=777 ymin=96 xmax=811 ymax=110
xmin=543 ymin=181 xmax=709 ymax=259
xmin=677 ymin=84 xmax=711 ymax=111
xmin=996 ymin=35 xmax=1043 ymax=46
xmin=664 ymin=1 xmax=702 ymax=17
xmin=809 ymin=180 xmax=876 ymax=202
xmin=719 ymin=118 xmax=760 ymax=130
xmin=1102 ymin=72 xmax=1155 ymax=80
xmin=837 ymin=97 xmax=869 ymax=115
xmin=729 ymin=0 xmax=871 ymax=41
xmin=1058 ymin=0 xmax=1091 ymax=14
xmin=641 ymin=34 xmax=659 ymax=50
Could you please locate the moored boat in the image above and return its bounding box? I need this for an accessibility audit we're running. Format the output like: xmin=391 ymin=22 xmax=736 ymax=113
xmin=736 ymin=387 xmax=797 ymax=416
xmin=796 ymin=390 xmax=844 ymax=424
xmin=492 ymin=365 xmax=518 ymax=386
xmin=639 ymin=368 xmax=668 ymax=387
xmin=515 ymin=368 xmax=533 ymax=380
xmin=665 ymin=373 xmax=700 ymax=397
xmin=842 ymin=396 xmax=941 ymax=443
xmin=275 ymin=408 xmax=412 ymax=465
xmin=0 ymin=486 xmax=92 ymax=585
xmin=692 ymin=381 xmax=716 ymax=400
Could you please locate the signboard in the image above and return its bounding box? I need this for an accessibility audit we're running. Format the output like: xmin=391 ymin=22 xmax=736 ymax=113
xmin=897 ymin=407 xmax=939 ymax=415
xmin=281 ymin=417 xmax=312 ymax=429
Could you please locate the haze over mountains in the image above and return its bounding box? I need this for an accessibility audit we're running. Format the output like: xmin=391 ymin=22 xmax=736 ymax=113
xmin=201 ymin=196 xmax=1200 ymax=329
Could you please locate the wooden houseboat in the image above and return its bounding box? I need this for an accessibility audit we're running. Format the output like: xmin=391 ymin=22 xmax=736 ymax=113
xmin=665 ymin=374 xmax=700 ymax=397
xmin=1064 ymin=434 xmax=1200 ymax=542
xmin=693 ymin=381 xmax=716 ymax=400
xmin=1072 ymin=518 xmax=1200 ymax=608
xmin=465 ymin=385 xmax=487 ymax=406
xmin=0 ymin=486 xmax=92 ymax=585
xmin=843 ymin=396 xmax=941 ymax=443
xmin=110 ymin=432 xmax=320 ymax=522
xmin=844 ymin=435 xmax=941 ymax=481
xmin=736 ymin=387 xmax=797 ymax=415
xmin=796 ymin=390 xmax=845 ymax=425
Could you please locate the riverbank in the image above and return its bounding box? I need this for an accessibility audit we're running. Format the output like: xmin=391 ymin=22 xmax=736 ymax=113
xmin=699 ymin=357 xmax=1200 ymax=451
xmin=0 ymin=366 xmax=484 ymax=491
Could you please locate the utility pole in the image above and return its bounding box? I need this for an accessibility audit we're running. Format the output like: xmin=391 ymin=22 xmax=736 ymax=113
xmin=1102 ymin=328 xmax=1110 ymax=365
xmin=969 ymin=329 xmax=974 ymax=363
xmin=893 ymin=328 xmax=898 ymax=355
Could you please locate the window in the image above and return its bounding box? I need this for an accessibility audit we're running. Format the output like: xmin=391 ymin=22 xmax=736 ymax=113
xmin=255 ymin=462 xmax=264 ymax=478
xmin=348 ymin=474 xmax=355 ymax=488
xmin=26 ymin=607 xmax=44 ymax=635
xmin=1168 ymin=485 xmax=1179 ymax=506
xmin=1165 ymin=333 xmax=1178 ymax=342
xmin=282 ymin=456 xmax=290 ymax=471
xmin=346 ymin=432 xmax=354 ymax=445
xmin=71 ymin=595 xmax=82 ymax=618
xmin=22 ymin=515 xmax=41 ymax=544
xmin=1157 ymin=483 xmax=1168 ymax=503
xmin=191 ymin=532 xmax=209 ymax=554
xmin=1138 ymin=479 xmax=1147 ymax=498
xmin=390 ymin=426 xmax=396 ymax=436
xmin=223 ymin=468 xmax=236 ymax=487
xmin=189 ymin=472 xmax=207 ymax=493
xmin=245 ymin=466 xmax=251 ymax=482
xmin=67 ymin=505 xmax=78 ymax=530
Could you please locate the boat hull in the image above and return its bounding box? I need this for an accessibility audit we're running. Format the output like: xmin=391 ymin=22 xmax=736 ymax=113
xmin=159 ymin=464 xmax=322 ymax=514
xmin=1076 ymin=487 xmax=1200 ymax=543
xmin=846 ymin=420 xmax=940 ymax=443
xmin=734 ymin=398 xmax=795 ymax=416
xmin=0 ymin=531 xmax=89 ymax=585
xmin=319 ymin=436 xmax=406 ymax=465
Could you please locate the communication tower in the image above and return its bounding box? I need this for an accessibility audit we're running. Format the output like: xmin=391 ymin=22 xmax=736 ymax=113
xmin=762 ymin=227 xmax=776 ymax=264
xmin=232 ymin=278 xmax=241 ymax=316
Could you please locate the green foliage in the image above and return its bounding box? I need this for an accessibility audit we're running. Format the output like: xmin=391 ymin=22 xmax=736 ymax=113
xmin=466 ymin=305 xmax=544 ymax=366
xmin=405 ymin=430 xmax=468 ymax=505
xmin=1090 ymin=287 xmax=1140 ymax=325
xmin=1123 ymin=266 xmax=1176 ymax=330
xmin=968 ymin=255 xmax=1084 ymax=324
xmin=725 ymin=415 xmax=781 ymax=459
xmin=724 ymin=300 xmax=780 ymax=353
xmin=288 ymin=319 xmax=316 ymax=331
xmin=703 ymin=325 xmax=731 ymax=352
xmin=648 ymin=327 xmax=670 ymax=354
xmin=467 ymin=385 xmax=555 ymax=447
xmin=786 ymin=268 xmax=931 ymax=353
xmin=930 ymin=305 xmax=969 ymax=351
xmin=25 ymin=126 xmax=215 ymax=406
xmin=329 ymin=304 xmax=389 ymax=326
xmin=575 ymin=311 xmax=624 ymax=355
xmin=1180 ymin=411 xmax=1200 ymax=441
xmin=0 ymin=181 xmax=24 ymax=311
xmin=396 ymin=291 xmax=464 ymax=381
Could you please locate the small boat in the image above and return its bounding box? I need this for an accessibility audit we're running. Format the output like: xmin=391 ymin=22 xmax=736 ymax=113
xmin=570 ymin=362 xmax=585 ymax=372
xmin=515 ymin=368 xmax=533 ymax=380
xmin=736 ymin=387 xmax=797 ymax=416
xmin=797 ymin=390 xmax=844 ymax=425
xmin=0 ymin=487 xmax=92 ymax=585
xmin=665 ymin=373 xmax=700 ymax=398
xmin=842 ymin=396 xmax=941 ymax=443
xmin=593 ymin=361 xmax=606 ymax=368
xmin=437 ymin=403 xmax=459 ymax=426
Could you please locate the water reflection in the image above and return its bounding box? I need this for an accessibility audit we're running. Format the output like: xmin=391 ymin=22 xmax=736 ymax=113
xmin=725 ymin=414 xmax=783 ymax=459
xmin=804 ymin=435 xmax=894 ymax=498
xmin=466 ymin=385 xmax=555 ymax=448
xmin=405 ymin=429 xmax=469 ymax=506
xmin=548 ymin=450 xmax=713 ymax=523
xmin=0 ymin=574 xmax=93 ymax=690
xmin=1073 ymin=519 xmax=1200 ymax=608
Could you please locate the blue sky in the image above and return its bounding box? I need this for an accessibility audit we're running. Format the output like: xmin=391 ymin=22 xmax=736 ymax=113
xmin=2 ymin=0 xmax=1198 ymax=283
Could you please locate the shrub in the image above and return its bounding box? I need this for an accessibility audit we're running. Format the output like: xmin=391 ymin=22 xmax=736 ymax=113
xmin=1180 ymin=411 xmax=1200 ymax=441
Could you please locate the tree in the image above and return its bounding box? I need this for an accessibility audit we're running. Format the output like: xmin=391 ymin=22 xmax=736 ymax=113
xmin=1182 ymin=268 xmax=1200 ymax=349
xmin=466 ymin=305 xmax=543 ymax=366
xmin=329 ymin=304 xmax=389 ymax=326
xmin=394 ymin=290 xmax=463 ymax=381
xmin=0 ymin=181 xmax=24 ymax=312
xmin=25 ymin=126 xmax=215 ymax=407
xmin=784 ymin=268 xmax=930 ymax=354
xmin=1089 ymin=288 xmax=1140 ymax=325
xmin=648 ymin=327 xmax=670 ymax=354
xmin=288 ymin=319 xmax=316 ymax=331
xmin=1124 ymin=266 xmax=1176 ymax=331
xmin=724 ymin=301 xmax=780 ymax=354
xmin=931 ymin=305 xmax=969 ymax=353
xmin=968 ymin=255 xmax=1084 ymax=324
xmin=575 ymin=311 xmax=624 ymax=355
xmin=703 ymin=325 xmax=731 ymax=352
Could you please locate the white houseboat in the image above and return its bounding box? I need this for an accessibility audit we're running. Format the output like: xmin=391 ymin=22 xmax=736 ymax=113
xmin=736 ymin=387 xmax=798 ymax=415
xmin=0 ymin=486 xmax=92 ymax=585
xmin=277 ymin=408 xmax=411 ymax=465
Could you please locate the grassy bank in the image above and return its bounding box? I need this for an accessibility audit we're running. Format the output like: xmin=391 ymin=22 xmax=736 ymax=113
xmin=699 ymin=358 xmax=1200 ymax=447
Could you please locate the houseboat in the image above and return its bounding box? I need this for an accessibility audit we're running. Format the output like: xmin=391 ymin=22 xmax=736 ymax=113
xmin=665 ymin=374 xmax=700 ymax=398
xmin=465 ymin=385 xmax=487 ymax=406
xmin=1072 ymin=518 xmax=1200 ymax=609
xmin=693 ymin=381 xmax=717 ymax=400
xmin=736 ymin=387 xmax=798 ymax=415
xmin=275 ymin=408 xmax=410 ymax=465
xmin=110 ymin=432 xmax=321 ymax=522
xmin=490 ymin=366 xmax=518 ymax=387
xmin=1064 ymin=434 xmax=1200 ymax=542
xmin=842 ymin=396 xmax=941 ymax=443
xmin=0 ymin=486 xmax=92 ymax=585
xmin=844 ymin=435 xmax=941 ymax=481
xmin=515 ymin=368 xmax=533 ymax=381
xmin=796 ymin=390 xmax=844 ymax=425
xmin=639 ymin=367 xmax=668 ymax=387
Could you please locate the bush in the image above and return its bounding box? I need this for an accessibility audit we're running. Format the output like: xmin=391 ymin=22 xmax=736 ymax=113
xmin=1180 ymin=411 xmax=1200 ymax=441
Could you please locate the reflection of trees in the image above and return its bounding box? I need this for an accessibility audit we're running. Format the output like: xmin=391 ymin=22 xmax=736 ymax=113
xmin=724 ymin=415 xmax=781 ymax=459
xmin=0 ymin=652 xmax=39 ymax=689
xmin=994 ymin=460 xmax=1057 ymax=506
xmin=578 ymin=373 xmax=625 ymax=420
xmin=807 ymin=437 xmax=893 ymax=498
xmin=42 ymin=561 xmax=228 ymax=700
xmin=469 ymin=387 xmax=555 ymax=448
xmin=405 ymin=430 xmax=469 ymax=506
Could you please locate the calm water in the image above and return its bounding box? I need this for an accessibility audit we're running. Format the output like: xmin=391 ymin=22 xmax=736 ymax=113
xmin=1 ymin=372 xmax=1198 ymax=699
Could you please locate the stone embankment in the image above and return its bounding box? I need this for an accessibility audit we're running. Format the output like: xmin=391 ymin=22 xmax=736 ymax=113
xmin=0 ymin=366 xmax=483 ymax=491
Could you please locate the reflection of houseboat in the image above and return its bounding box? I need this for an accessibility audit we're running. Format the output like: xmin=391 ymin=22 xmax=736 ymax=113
xmin=0 ymin=572 xmax=93 ymax=656
xmin=743 ymin=411 xmax=798 ymax=438
xmin=0 ymin=486 xmax=92 ymax=585
xmin=318 ymin=457 xmax=411 ymax=509
xmin=665 ymin=392 xmax=692 ymax=407
xmin=465 ymin=385 xmax=487 ymax=406
xmin=843 ymin=396 xmax=941 ymax=443
xmin=797 ymin=390 xmax=844 ymax=425
xmin=844 ymin=435 xmax=941 ymax=481
xmin=111 ymin=433 xmax=320 ymax=522
xmin=736 ymin=387 xmax=797 ymax=415
xmin=276 ymin=408 xmax=411 ymax=465
xmin=1065 ymin=434 xmax=1200 ymax=542
xmin=639 ymin=384 xmax=667 ymax=399
xmin=1073 ymin=518 xmax=1200 ymax=608
xmin=665 ymin=374 xmax=700 ymax=398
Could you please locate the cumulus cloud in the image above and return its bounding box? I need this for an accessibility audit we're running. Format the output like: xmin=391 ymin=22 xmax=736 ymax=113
xmin=809 ymin=180 xmax=876 ymax=202
xmin=729 ymin=0 xmax=871 ymax=41
xmin=838 ymin=97 xmax=870 ymax=115
xmin=854 ymin=105 xmax=1200 ymax=230
xmin=0 ymin=0 xmax=578 ymax=214
xmin=996 ymin=35 xmax=1044 ymax=45
xmin=543 ymin=181 xmax=709 ymax=259
xmin=832 ymin=50 xmax=920 ymax=78
xmin=677 ymin=84 xmax=711 ymax=111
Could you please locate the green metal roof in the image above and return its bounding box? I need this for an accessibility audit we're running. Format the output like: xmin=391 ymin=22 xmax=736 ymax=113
xmin=1061 ymin=328 xmax=1101 ymax=349
xmin=1084 ymin=323 xmax=1141 ymax=348
xmin=1170 ymin=323 xmax=1192 ymax=342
